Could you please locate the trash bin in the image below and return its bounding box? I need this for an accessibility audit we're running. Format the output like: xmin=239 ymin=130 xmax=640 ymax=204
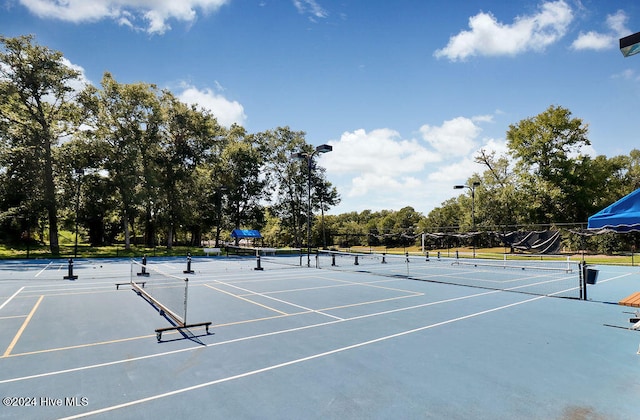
xmin=586 ymin=268 xmax=599 ymax=285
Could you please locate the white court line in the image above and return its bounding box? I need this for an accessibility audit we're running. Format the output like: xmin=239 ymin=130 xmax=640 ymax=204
xmin=211 ymin=278 xmax=345 ymax=320
xmin=34 ymin=262 xmax=53 ymax=277
xmin=1 ymin=287 xmax=504 ymax=385
xmin=58 ymin=293 xmax=545 ymax=419
xmin=0 ymin=287 xmax=24 ymax=311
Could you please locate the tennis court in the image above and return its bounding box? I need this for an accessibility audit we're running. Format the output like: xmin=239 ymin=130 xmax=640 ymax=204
xmin=1 ymin=254 xmax=639 ymax=419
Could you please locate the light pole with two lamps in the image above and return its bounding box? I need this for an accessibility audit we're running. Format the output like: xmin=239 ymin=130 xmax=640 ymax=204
xmin=292 ymin=144 xmax=333 ymax=267
xmin=453 ymin=181 xmax=480 ymax=258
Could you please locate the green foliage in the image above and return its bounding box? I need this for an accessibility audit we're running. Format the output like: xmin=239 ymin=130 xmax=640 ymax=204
xmin=1 ymin=35 xmax=639 ymax=256
xmin=0 ymin=35 xmax=340 ymax=253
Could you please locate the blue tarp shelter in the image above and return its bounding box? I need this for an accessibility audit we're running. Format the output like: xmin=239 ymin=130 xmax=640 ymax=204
xmin=231 ymin=229 xmax=262 ymax=239
xmin=588 ymin=188 xmax=640 ymax=232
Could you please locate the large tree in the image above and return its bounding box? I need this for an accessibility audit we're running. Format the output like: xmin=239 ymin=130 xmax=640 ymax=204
xmin=0 ymin=35 xmax=83 ymax=254
xmin=79 ymin=72 xmax=161 ymax=250
xmin=506 ymin=105 xmax=591 ymax=223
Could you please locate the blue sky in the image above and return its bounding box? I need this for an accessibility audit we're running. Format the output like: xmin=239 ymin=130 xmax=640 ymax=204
xmin=1 ymin=0 xmax=639 ymax=216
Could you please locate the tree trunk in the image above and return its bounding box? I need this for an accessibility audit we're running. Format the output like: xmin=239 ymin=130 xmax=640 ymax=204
xmin=43 ymin=136 xmax=59 ymax=255
xmin=123 ymin=209 xmax=131 ymax=250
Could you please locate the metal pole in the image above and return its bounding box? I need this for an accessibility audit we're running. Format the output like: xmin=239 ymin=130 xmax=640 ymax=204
xmin=307 ymin=156 xmax=312 ymax=267
xmin=472 ymin=184 xmax=476 ymax=258
xmin=74 ymin=170 xmax=83 ymax=258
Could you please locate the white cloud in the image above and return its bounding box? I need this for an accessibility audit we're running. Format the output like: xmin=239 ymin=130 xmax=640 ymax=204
xmin=434 ymin=0 xmax=573 ymax=61
xmin=292 ymin=0 xmax=327 ymax=20
xmin=321 ymin=128 xmax=439 ymax=199
xmin=428 ymin=157 xmax=483 ymax=183
xmin=613 ymin=69 xmax=640 ymax=82
xmin=322 ymin=117 xmax=506 ymax=214
xmin=419 ymin=116 xmax=482 ymax=157
xmin=177 ymin=84 xmax=247 ymax=128
xmin=323 ymin=128 xmax=439 ymax=175
xmin=60 ymin=57 xmax=92 ymax=91
xmin=571 ymin=10 xmax=629 ymax=51
xmin=19 ymin=0 xmax=230 ymax=34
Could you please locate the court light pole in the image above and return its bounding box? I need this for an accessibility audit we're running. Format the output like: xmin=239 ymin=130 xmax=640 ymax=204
xmin=620 ymin=31 xmax=640 ymax=57
xmin=453 ymin=181 xmax=481 ymax=258
xmin=73 ymin=168 xmax=84 ymax=258
xmin=292 ymin=144 xmax=333 ymax=267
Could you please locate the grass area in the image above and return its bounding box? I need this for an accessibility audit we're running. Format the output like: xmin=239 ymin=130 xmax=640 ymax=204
xmin=0 ymin=243 xmax=209 ymax=260
xmin=1 ymin=242 xmax=639 ymax=266
xmin=344 ymin=245 xmax=640 ymax=266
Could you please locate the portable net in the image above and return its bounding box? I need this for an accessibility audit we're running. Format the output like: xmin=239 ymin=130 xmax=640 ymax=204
xmin=130 ymin=259 xmax=188 ymax=326
xmin=226 ymin=246 xmax=305 ymax=269
xmin=316 ymin=250 xmax=582 ymax=299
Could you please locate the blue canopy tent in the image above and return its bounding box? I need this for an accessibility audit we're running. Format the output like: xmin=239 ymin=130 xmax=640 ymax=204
xmin=230 ymin=229 xmax=263 ymax=247
xmin=588 ymin=188 xmax=640 ymax=232
xmin=231 ymin=229 xmax=262 ymax=239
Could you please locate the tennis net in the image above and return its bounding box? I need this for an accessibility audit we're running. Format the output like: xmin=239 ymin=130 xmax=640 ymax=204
xmin=316 ymin=250 xmax=582 ymax=299
xmin=226 ymin=246 xmax=305 ymax=269
xmin=130 ymin=259 xmax=189 ymax=326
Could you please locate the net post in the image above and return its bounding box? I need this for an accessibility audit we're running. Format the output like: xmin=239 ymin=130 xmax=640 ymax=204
xmin=254 ymin=250 xmax=264 ymax=271
xmin=183 ymin=253 xmax=195 ymax=274
xmin=455 ymin=250 xmax=459 ymax=259
xmin=354 ymin=255 xmax=359 ymax=265
xmin=579 ymin=262 xmax=586 ymax=300
xmin=63 ymin=258 xmax=78 ymax=280
xmin=137 ymin=255 xmax=150 ymax=277
xmin=183 ymin=277 xmax=189 ymax=325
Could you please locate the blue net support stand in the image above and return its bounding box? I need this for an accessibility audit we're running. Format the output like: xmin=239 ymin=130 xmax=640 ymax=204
xmin=63 ymin=258 xmax=78 ymax=280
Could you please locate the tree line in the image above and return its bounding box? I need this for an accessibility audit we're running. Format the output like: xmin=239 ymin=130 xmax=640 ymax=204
xmin=0 ymin=35 xmax=339 ymax=254
xmin=2 ymin=35 xmax=638 ymax=256
xmin=317 ymin=105 xmax=640 ymax=254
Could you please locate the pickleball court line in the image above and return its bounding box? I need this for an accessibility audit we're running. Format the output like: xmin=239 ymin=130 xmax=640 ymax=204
xmin=0 ymin=286 xmax=24 ymax=310
xmin=209 ymin=278 xmax=345 ymax=320
xmin=0 ymin=287 xmax=504 ymax=384
xmin=58 ymin=293 xmax=546 ymax=419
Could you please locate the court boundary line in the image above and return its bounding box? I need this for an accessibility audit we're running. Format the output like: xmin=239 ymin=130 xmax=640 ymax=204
xmin=0 ymin=286 xmax=24 ymax=310
xmin=0 ymin=287 xmax=505 ymax=384
xmin=3 ymin=295 xmax=44 ymax=357
xmin=0 ymin=288 xmax=426 ymax=358
xmin=209 ymin=279 xmax=345 ymax=321
xmin=204 ymin=283 xmax=289 ymax=315
xmin=57 ymin=293 xmax=546 ymax=419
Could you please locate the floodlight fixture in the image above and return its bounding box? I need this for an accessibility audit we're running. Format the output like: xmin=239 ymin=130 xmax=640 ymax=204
xmin=620 ymin=31 xmax=640 ymax=58
xmin=315 ymin=144 xmax=333 ymax=154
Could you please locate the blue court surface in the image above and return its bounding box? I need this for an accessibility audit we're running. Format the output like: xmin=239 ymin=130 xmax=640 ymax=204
xmin=1 ymin=255 xmax=639 ymax=419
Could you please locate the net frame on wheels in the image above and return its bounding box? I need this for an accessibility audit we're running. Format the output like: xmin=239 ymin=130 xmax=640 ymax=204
xmin=128 ymin=259 xmax=212 ymax=341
